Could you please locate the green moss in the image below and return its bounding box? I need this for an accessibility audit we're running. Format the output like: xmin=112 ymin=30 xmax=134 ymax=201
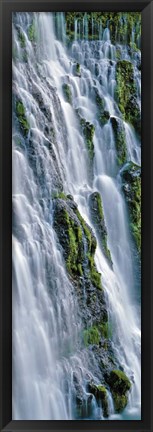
xmin=96 ymin=192 xmax=103 ymax=219
xmin=83 ymin=320 xmax=111 ymax=348
xmin=99 ymin=322 xmax=112 ymax=339
xmin=106 ymin=369 xmax=131 ymax=413
xmin=109 ymin=369 xmax=131 ymax=393
xmin=16 ymin=101 xmax=30 ymax=136
xmin=80 ymin=119 xmax=95 ymax=160
xmin=78 ymin=263 xmax=83 ymax=276
xmin=76 ymin=210 xmax=96 ymax=253
xmin=99 ymin=111 xmax=110 ymax=126
xmin=89 ymin=192 xmax=112 ymax=265
xmin=111 ymin=117 xmax=127 ymax=166
xmin=121 ymin=162 xmax=141 ymax=252
xmin=83 ymin=326 xmax=101 ymax=346
xmin=116 ymin=60 xmax=135 ymax=116
xmin=55 ymin=207 xmax=83 ymax=278
xmin=88 ymin=383 xmax=109 ymax=417
xmin=76 ymin=209 xmax=102 ymax=290
xmin=90 ymin=267 xmax=102 ymax=290
xmin=112 ymin=392 xmax=128 ymax=413
xmin=54 ymin=199 xmax=103 ymax=290
xmin=62 ymin=83 xmax=72 ymax=104
xmin=18 ymin=29 xmax=26 ymax=48
xmin=95 ymin=91 xmax=110 ymax=127
xmin=115 ymin=60 xmax=141 ymax=135
xmin=52 ymin=192 xmax=67 ymax=200
xmin=28 ymin=21 xmax=37 ymax=42
xmin=76 ymin=63 xmax=81 ymax=75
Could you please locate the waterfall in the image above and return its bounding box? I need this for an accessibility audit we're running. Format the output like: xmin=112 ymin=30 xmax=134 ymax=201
xmin=12 ymin=12 xmax=141 ymax=420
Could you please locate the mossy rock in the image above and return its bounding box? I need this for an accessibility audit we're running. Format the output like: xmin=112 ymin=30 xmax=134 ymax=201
xmin=105 ymin=369 xmax=131 ymax=413
xmin=121 ymin=162 xmax=141 ymax=253
xmin=16 ymin=100 xmax=30 ymax=136
xmin=112 ymin=392 xmax=128 ymax=413
xmin=53 ymin=196 xmax=103 ymax=291
xmin=28 ymin=21 xmax=37 ymax=42
xmin=17 ymin=28 xmax=26 ymax=48
xmin=110 ymin=116 xmax=127 ymax=166
xmin=75 ymin=62 xmax=81 ymax=76
xmin=95 ymin=89 xmax=110 ymax=127
xmin=88 ymin=382 xmax=109 ymax=417
xmin=75 ymin=209 xmax=102 ymax=290
xmin=53 ymin=199 xmax=83 ymax=277
xmin=99 ymin=110 xmax=110 ymax=126
xmin=115 ymin=60 xmax=141 ymax=135
xmin=80 ymin=118 xmax=95 ymax=160
xmin=62 ymin=83 xmax=72 ymax=104
xmin=89 ymin=192 xmax=112 ymax=266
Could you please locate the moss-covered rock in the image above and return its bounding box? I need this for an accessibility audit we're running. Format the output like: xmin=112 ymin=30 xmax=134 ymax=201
xmin=28 ymin=21 xmax=37 ymax=42
xmin=88 ymin=383 xmax=109 ymax=417
xmin=121 ymin=162 xmax=141 ymax=253
xmin=80 ymin=118 xmax=95 ymax=160
xmin=105 ymin=369 xmax=131 ymax=413
xmin=110 ymin=116 xmax=127 ymax=166
xmin=17 ymin=28 xmax=26 ymax=48
xmin=53 ymin=196 xmax=103 ymax=291
xmin=53 ymin=195 xmax=110 ymax=338
xmin=53 ymin=198 xmax=83 ymax=277
xmin=62 ymin=83 xmax=72 ymax=104
xmin=95 ymin=89 xmax=110 ymax=127
xmin=89 ymin=192 xmax=112 ymax=266
xmin=115 ymin=60 xmax=141 ymax=135
xmin=16 ymin=100 xmax=30 ymax=136
xmin=75 ymin=62 xmax=81 ymax=76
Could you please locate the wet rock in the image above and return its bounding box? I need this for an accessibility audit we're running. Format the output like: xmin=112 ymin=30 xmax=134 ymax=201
xmin=105 ymin=369 xmax=131 ymax=413
xmin=88 ymin=382 xmax=109 ymax=417
xmin=89 ymin=191 xmax=112 ymax=266
xmin=110 ymin=116 xmax=127 ymax=166
xmin=115 ymin=60 xmax=141 ymax=135
xmin=121 ymin=161 xmax=141 ymax=253
xmin=53 ymin=196 xmax=109 ymax=328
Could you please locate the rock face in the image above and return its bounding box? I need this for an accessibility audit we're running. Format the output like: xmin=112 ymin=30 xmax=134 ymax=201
xmin=121 ymin=162 xmax=141 ymax=253
xmin=115 ymin=60 xmax=141 ymax=136
xmin=89 ymin=191 xmax=112 ymax=266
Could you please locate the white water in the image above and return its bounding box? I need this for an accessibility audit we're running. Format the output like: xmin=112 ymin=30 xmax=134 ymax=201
xmin=12 ymin=12 xmax=141 ymax=420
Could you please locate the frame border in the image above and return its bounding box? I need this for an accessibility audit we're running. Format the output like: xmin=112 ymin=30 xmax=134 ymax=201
xmin=0 ymin=1 xmax=153 ymax=431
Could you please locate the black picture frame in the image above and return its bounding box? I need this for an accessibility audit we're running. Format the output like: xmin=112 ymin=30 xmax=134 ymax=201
xmin=0 ymin=0 xmax=153 ymax=431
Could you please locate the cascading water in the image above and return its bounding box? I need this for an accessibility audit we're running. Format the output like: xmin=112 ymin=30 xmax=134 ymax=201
xmin=12 ymin=12 xmax=141 ymax=420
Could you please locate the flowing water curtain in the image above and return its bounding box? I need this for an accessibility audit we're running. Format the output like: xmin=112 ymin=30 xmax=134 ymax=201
xmin=12 ymin=11 xmax=141 ymax=420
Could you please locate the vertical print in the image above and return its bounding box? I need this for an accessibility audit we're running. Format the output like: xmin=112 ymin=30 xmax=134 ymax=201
xmin=12 ymin=12 xmax=141 ymax=420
